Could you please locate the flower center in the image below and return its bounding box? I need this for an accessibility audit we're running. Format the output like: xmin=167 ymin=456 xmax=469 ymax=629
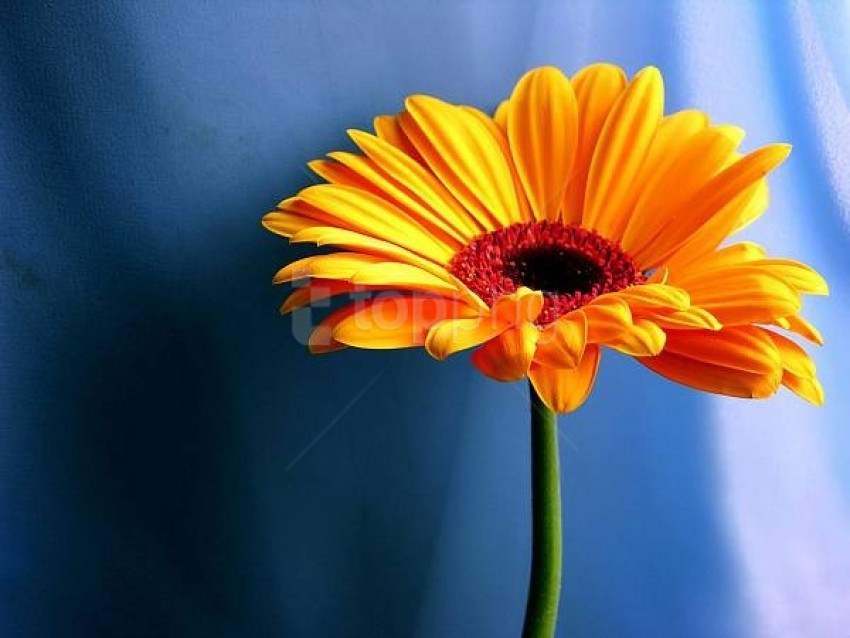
xmin=448 ymin=221 xmax=645 ymax=325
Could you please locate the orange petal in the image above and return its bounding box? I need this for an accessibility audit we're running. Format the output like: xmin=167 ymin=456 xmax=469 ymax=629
xmin=425 ymin=316 xmax=505 ymax=360
xmin=332 ymin=295 xmax=477 ymax=350
xmin=637 ymin=143 xmax=791 ymax=268
xmin=582 ymin=67 xmax=664 ymax=239
xmin=667 ymin=241 xmax=767 ymax=275
xmin=529 ymin=346 xmax=602 ymax=413
xmin=622 ymin=125 xmax=741 ymax=256
xmin=281 ymin=280 xmax=358 ymax=315
xmin=289 ymin=226 xmax=456 ymax=284
xmin=781 ymin=370 xmax=825 ymax=406
xmin=263 ymin=208 xmax=327 ymax=238
xmin=611 ymin=283 xmax=690 ymax=312
xmin=563 ymin=63 xmax=627 ymax=224
xmin=647 ymin=307 xmax=721 ymax=331
xmin=602 ymin=319 xmax=666 ymax=357
xmin=682 ymin=266 xmax=801 ymax=325
xmin=308 ymin=157 xmax=375 ymax=191
xmin=534 ymin=312 xmax=588 ymax=369
xmin=471 ymin=322 xmax=540 ymax=382
xmin=402 ymin=95 xmax=519 ymax=228
xmin=297 ymin=184 xmax=455 ymax=263
xmin=662 ymin=181 xmax=769 ymax=271
xmin=764 ymin=329 xmax=817 ymax=378
xmin=632 ymin=109 xmax=711 ymax=191
xmin=492 ymin=287 xmax=545 ymax=324
xmin=581 ymin=298 xmax=633 ymax=342
xmin=308 ymin=303 xmax=360 ymax=354
xmin=461 ymin=105 xmax=533 ymax=222
xmin=580 ymin=295 xmax=668 ymax=355
xmin=640 ymin=350 xmax=782 ymax=399
xmin=350 ymin=261 xmax=461 ymax=294
xmin=348 ymin=130 xmax=483 ymax=238
xmin=779 ymin=314 xmax=824 ymax=346
xmin=425 ymin=287 xmax=545 ymax=360
xmin=662 ymin=326 xmax=782 ymax=375
xmin=752 ymin=259 xmax=829 ymax=296
xmin=273 ymin=253 xmax=383 ymax=284
xmin=494 ymin=100 xmax=509 ymax=130
xmin=373 ymin=113 xmax=421 ymax=159
xmin=323 ymin=150 xmax=467 ymax=246
xmin=506 ymin=67 xmax=578 ymax=221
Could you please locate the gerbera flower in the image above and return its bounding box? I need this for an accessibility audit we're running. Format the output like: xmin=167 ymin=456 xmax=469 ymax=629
xmin=263 ymin=64 xmax=826 ymax=413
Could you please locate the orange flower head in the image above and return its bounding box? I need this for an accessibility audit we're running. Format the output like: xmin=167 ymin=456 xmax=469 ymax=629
xmin=264 ymin=64 xmax=827 ymax=413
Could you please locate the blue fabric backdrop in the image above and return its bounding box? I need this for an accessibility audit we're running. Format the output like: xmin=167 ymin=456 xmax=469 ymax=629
xmin=2 ymin=1 xmax=849 ymax=636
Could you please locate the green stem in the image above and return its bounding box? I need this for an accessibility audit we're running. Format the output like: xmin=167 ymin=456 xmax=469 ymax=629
xmin=522 ymin=382 xmax=562 ymax=638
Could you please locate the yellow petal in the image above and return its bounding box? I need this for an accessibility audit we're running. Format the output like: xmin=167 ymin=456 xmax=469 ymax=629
xmin=332 ymin=295 xmax=477 ymax=349
xmin=275 ymin=195 xmax=351 ymax=228
xmin=425 ymin=316 xmax=506 ymax=360
xmin=297 ymin=184 xmax=455 ymax=263
xmin=324 ymin=151 xmax=467 ymax=246
xmin=636 ymin=109 xmax=711 ymax=177
xmin=348 ymin=130 xmax=483 ymax=237
xmin=424 ymin=286 xmax=544 ymax=360
xmin=263 ymin=210 xmax=321 ymax=238
xmin=529 ymin=346 xmax=602 ymax=413
xmin=781 ymin=370 xmax=825 ymax=406
xmin=349 ymin=261 xmax=461 ymax=294
xmin=714 ymin=124 xmax=746 ymax=147
xmin=471 ymin=322 xmax=541 ymax=382
xmin=563 ymin=63 xmax=627 ymax=224
xmin=647 ymin=307 xmax=722 ymax=331
xmin=289 ymin=226 xmax=453 ymax=283
xmin=764 ymin=330 xmax=817 ymax=379
xmin=534 ymin=312 xmax=588 ymax=369
xmin=754 ymin=259 xmax=829 ymax=296
xmin=611 ymin=283 xmax=690 ymax=312
xmin=582 ymin=67 xmax=664 ymax=238
xmin=402 ymin=95 xmax=518 ymax=228
xmin=373 ymin=113 xmax=420 ymax=158
xmin=683 ymin=267 xmax=802 ymax=325
xmin=287 ymin=226 xmax=486 ymax=314
xmin=461 ymin=105 xmax=532 ymax=222
xmin=308 ymin=158 xmax=372 ymax=190
xmin=506 ymin=67 xmax=578 ymax=221
xmin=603 ymin=319 xmax=666 ymax=357
xmin=582 ymin=298 xmax=633 ymax=342
xmin=646 ymin=109 xmax=710 ymax=149
xmin=273 ymin=253 xmax=383 ymax=284
xmin=581 ymin=299 xmax=666 ymax=355
xmin=667 ymin=241 xmax=767 ymax=275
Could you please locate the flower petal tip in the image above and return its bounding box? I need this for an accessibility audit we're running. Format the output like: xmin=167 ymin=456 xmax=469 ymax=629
xmin=635 ymin=65 xmax=663 ymax=85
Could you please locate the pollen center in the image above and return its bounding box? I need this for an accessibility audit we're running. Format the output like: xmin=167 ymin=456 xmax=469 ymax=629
xmin=449 ymin=221 xmax=645 ymax=325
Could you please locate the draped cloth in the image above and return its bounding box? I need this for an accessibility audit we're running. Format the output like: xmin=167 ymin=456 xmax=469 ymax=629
xmin=2 ymin=2 xmax=848 ymax=636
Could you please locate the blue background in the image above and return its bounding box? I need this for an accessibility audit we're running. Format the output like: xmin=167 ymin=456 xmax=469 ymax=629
xmin=2 ymin=1 xmax=849 ymax=636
